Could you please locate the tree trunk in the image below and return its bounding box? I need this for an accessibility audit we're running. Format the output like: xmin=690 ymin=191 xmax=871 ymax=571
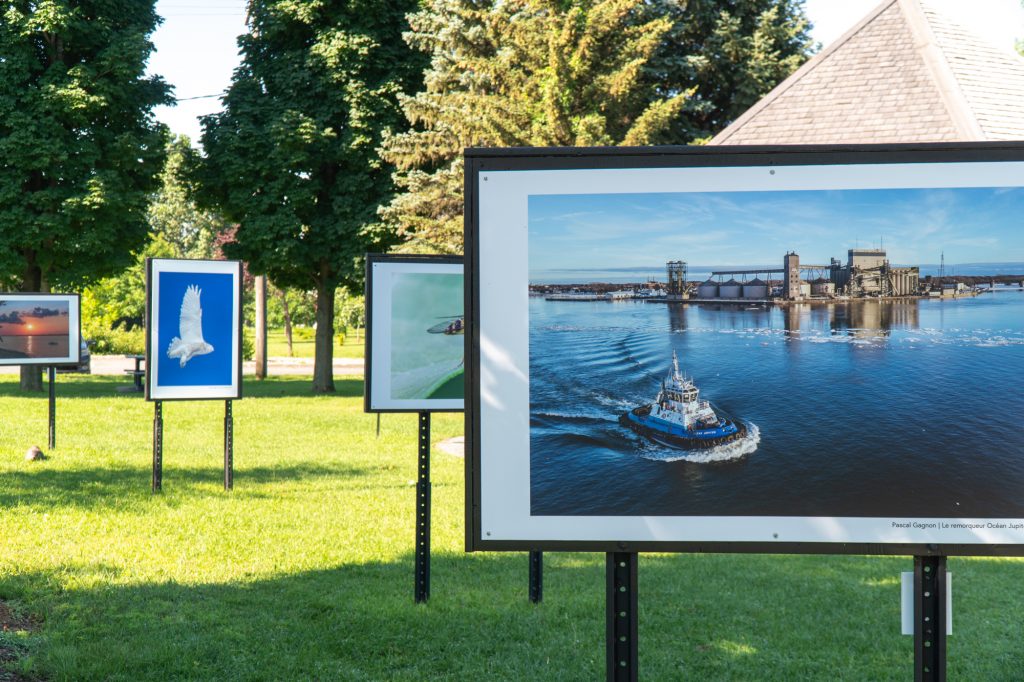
xmin=254 ymin=275 xmax=267 ymax=379
xmin=19 ymin=260 xmax=45 ymax=392
xmin=278 ymin=287 xmax=294 ymax=356
xmin=312 ymin=271 xmax=335 ymax=393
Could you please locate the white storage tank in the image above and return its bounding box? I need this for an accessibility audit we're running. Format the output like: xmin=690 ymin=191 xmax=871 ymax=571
xmin=799 ymin=281 xmax=812 ymax=297
xmin=697 ymin=279 xmax=719 ymax=299
xmin=811 ymin=277 xmax=834 ymax=297
xmin=719 ymin=278 xmax=742 ymax=298
xmin=742 ymin=277 xmax=768 ymax=299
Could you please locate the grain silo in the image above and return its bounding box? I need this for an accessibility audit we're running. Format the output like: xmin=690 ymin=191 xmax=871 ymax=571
xmin=742 ymin=277 xmax=767 ymax=299
xmin=697 ymin=278 xmax=719 ymax=299
xmin=719 ymin=278 xmax=742 ymax=299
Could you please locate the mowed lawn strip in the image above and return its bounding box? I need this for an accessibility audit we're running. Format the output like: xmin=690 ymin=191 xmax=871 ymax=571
xmin=0 ymin=374 xmax=1022 ymax=680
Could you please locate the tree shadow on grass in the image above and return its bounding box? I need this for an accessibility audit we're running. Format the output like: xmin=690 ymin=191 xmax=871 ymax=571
xmin=0 ymin=376 xmax=364 ymax=401
xmin=0 ymin=461 xmax=370 ymax=511
xmin=4 ymin=552 xmax=1023 ymax=681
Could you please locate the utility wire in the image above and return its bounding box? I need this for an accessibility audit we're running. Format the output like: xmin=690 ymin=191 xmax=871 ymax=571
xmin=174 ymin=93 xmax=225 ymax=102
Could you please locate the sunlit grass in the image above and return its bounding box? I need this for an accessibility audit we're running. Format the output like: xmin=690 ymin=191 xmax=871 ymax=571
xmin=266 ymin=329 xmax=363 ymax=359
xmin=0 ymin=374 xmax=1022 ymax=680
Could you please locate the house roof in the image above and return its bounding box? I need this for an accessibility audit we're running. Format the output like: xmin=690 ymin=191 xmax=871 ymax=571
xmin=711 ymin=0 xmax=1024 ymax=145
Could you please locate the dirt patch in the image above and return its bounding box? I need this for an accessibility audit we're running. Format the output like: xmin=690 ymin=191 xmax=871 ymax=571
xmin=0 ymin=601 xmax=39 ymax=682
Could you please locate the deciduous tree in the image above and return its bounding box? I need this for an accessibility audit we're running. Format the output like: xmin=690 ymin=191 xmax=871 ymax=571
xmin=196 ymin=0 xmax=424 ymax=392
xmin=0 ymin=0 xmax=170 ymax=389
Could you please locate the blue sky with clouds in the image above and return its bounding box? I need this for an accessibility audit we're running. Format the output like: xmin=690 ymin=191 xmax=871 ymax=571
xmin=528 ymin=186 xmax=1024 ymax=272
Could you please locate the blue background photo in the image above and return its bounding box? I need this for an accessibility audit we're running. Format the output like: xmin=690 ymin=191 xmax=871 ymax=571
xmin=156 ymin=271 xmax=236 ymax=387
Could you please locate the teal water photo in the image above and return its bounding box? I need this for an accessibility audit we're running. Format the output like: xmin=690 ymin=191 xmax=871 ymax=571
xmin=390 ymin=272 xmax=464 ymax=400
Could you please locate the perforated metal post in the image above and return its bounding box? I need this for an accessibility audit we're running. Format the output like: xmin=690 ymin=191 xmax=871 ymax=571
xmin=152 ymin=400 xmax=163 ymax=492
xmin=607 ymin=552 xmax=638 ymax=682
xmin=47 ymin=366 xmax=56 ymax=450
xmin=529 ymin=551 xmax=543 ymax=603
xmin=414 ymin=411 xmax=431 ymax=603
xmin=914 ymin=556 xmax=947 ymax=682
xmin=224 ymin=400 xmax=234 ymax=491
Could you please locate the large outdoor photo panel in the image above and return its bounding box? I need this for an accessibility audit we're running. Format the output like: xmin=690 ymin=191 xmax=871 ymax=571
xmin=146 ymin=258 xmax=243 ymax=401
xmin=467 ymin=143 xmax=1024 ymax=555
xmin=365 ymin=254 xmax=464 ymax=412
xmin=0 ymin=293 xmax=80 ymax=366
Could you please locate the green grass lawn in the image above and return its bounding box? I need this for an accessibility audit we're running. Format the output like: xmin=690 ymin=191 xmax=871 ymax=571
xmin=266 ymin=329 xmax=363 ymax=360
xmin=1 ymin=374 xmax=1023 ymax=680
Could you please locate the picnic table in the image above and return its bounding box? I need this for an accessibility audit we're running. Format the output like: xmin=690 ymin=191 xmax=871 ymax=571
xmin=124 ymin=354 xmax=145 ymax=392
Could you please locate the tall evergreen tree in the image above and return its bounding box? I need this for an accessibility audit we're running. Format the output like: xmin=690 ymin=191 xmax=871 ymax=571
xmin=196 ymin=0 xmax=424 ymax=393
xmin=0 ymin=0 xmax=171 ymax=389
xmin=381 ymin=0 xmax=814 ymax=254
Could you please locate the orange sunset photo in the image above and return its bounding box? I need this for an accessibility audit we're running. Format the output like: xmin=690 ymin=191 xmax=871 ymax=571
xmin=0 ymin=297 xmax=72 ymax=360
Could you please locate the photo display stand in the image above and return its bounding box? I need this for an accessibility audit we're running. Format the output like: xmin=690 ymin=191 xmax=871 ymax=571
xmin=145 ymin=258 xmax=243 ymax=492
xmin=365 ymin=254 xmax=519 ymax=604
xmin=465 ymin=142 xmax=1024 ymax=680
xmin=0 ymin=293 xmax=81 ymax=451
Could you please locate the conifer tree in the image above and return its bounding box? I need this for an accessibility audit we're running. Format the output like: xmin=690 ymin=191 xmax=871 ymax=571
xmin=381 ymin=0 xmax=814 ymax=254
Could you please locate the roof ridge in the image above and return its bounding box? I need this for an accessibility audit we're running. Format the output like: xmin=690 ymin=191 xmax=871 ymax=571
xmin=712 ymin=0 xmax=899 ymax=145
xmin=899 ymin=0 xmax=983 ymax=139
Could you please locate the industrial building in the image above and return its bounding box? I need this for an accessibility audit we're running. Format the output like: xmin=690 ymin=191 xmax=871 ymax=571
xmin=674 ymin=247 xmax=921 ymax=302
xmin=830 ymin=249 xmax=920 ymax=298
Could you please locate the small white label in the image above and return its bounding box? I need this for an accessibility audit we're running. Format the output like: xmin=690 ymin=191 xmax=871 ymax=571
xmin=901 ymin=571 xmax=952 ymax=635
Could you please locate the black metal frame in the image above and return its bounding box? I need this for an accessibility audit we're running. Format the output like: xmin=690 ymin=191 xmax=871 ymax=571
xmin=415 ymin=411 xmax=431 ymax=603
xmin=0 ymin=292 xmax=82 ymax=367
xmin=465 ymin=141 xmax=1024 ymax=557
xmin=363 ymin=253 xmax=464 ymax=414
xmin=914 ymin=555 xmax=948 ymax=681
xmin=47 ymin=366 xmax=56 ymax=450
xmin=144 ymin=257 xmax=244 ymax=402
xmin=606 ymin=552 xmax=638 ymax=681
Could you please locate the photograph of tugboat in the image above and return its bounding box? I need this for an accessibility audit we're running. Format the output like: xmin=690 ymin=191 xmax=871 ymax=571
xmin=619 ymin=351 xmax=749 ymax=451
xmin=528 ymin=185 xmax=1024 ymax=518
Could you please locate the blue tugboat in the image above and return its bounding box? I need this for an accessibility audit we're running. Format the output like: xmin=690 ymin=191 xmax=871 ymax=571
xmin=620 ymin=351 xmax=746 ymax=449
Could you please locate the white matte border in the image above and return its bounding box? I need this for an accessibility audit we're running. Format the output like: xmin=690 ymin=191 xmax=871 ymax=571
xmin=148 ymin=258 xmax=241 ymax=400
xmin=0 ymin=293 xmax=80 ymax=366
xmin=477 ymin=159 xmax=1024 ymax=545
xmin=368 ymin=260 xmax=464 ymax=411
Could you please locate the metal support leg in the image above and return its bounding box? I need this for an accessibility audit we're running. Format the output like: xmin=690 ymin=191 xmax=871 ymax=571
xmin=152 ymin=401 xmax=163 ymax=492
xmin=529 ymin=551 xmax=543 ymax=603
xmin=914 ymin=556 xmax=947 ymax=682
xmin=224 ymin=400 xmax=234 ymax=491
xmin=607 ymin=552 xmax=638 ymax=682
xmin=47 ymin=366 xmax=56 ymax=450
xmin=414 ymin=412 xmax=431 ymax=603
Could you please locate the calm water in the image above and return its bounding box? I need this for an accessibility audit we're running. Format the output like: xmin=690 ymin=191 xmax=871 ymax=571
xmin=529 ymin=291 xmax=1024 ymax=517
xmin=0 ymin=334 xmax=69 ymax=359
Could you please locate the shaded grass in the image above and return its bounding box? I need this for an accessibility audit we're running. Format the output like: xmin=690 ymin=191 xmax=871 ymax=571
xmin=0 ymin=374 xmax=1022 ymax=680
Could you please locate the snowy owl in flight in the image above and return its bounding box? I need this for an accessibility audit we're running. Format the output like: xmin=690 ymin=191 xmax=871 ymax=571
xmin=167 ymin=285 xmax=214 ymax=367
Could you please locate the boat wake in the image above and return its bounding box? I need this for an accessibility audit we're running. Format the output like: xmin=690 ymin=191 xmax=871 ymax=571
xmin=636 ymin=422 xmax=760 ymax=463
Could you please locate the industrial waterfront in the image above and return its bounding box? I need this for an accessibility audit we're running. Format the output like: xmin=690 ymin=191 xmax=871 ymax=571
xmin=530 ymin=249 xmax=1024 ymax=303
xmin=529 ymin=291 xmax=1024 ymax=518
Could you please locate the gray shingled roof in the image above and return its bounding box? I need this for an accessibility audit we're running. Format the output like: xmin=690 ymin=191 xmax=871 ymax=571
xmin=711 ymin=0 xmax=1024 ymax=145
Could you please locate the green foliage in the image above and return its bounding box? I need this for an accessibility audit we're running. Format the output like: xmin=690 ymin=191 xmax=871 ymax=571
xmin=81 ymin=135 xmax=230 ymax=355
xmin=196 ymin=0 xmax=425 ymax=391
xmin=196 ymin=0 xmax=424 ymax=293
xmin=81 ymin=235 xmax=175 ymax=354
xmin=148 ymin=135 xmax=224 ymax=260
xmin=644 ymin=0 xmax=814 ymax=141
xmin=381 ymin=0 xmax=814 ymax=253
xmin=0 ymin=0 xmax=171 ymax=290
